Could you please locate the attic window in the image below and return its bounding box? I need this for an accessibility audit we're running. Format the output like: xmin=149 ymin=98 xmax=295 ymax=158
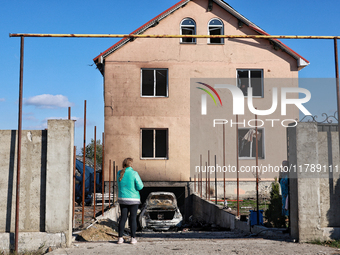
xmin=208 ymin=18 xmax=224 ymax=44
xmin=180 ymin=18 xmax=196 ymax=43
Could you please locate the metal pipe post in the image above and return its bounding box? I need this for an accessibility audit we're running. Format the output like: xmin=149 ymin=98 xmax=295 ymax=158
xmin=208 ymin=150 xmax=210 ymax=200
xmin=334 ymin=39 xmax=340 ymax=151
xmin=223 ymin=123 xmax=226 ymax=205
xmin=194 ymin=175 xmax=196 ymax=193
xmin=73 ymin=146 xmax=76 ymax=228
xmin=102 ymin=133 xmax=105 ymax=215
xmin=68 ymin=107 xmax=71 ymax=120
xmin=93 ymin=126 xmax=97 ymax=218
xmin=215 ymin=155 xmax=217 ymax=205
xmin=200 ymin=155 xmax=202 ymax=198
xmin=14 ymin=36 xmax=24 ymax=253
xmin=109 ymin=160 xmax=111 ymax=208
xmin=205 ymin=161 xmax=208 ymax=200
xmin=113 ymin=161 xmax=116 ymax=204
xmin=82 ymin=100 xmax=86 ymax=225
xmin=255 ymin=114 xmax=259 ymax=225
xmin=236 ymin=115 xmax=240 ymax=217
xmin=115 ymin=166 xmax=118 ymax=203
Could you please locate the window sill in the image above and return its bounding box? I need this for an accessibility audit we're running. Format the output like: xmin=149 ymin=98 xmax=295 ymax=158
xmin=140 ymin=157 xmax=169 ymax=160
xmin=180 ymin=42 xmax=197 ymax=44
xmin=207 ymin=43 xmax=224 ymax=45
xmin=141 ymin=96 xmax=169 ymax=98
xmin=239 ymin=157 xmax=265 ymax=160
xmin=243 ymin=96 xmax=264 ymax=98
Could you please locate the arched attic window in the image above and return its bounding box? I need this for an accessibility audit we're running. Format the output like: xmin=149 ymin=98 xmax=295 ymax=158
xmin=180 ymin=18 xmax=196 ymax=43
xmin=208 ymin=18 xmax=224 ymax=44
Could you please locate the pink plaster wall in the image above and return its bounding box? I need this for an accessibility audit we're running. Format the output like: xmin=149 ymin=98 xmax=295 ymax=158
xmin=102 ymin=0 xmax=300 ymax=182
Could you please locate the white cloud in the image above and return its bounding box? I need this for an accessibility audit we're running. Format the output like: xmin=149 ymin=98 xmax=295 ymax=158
xmin=0 ymin=98 xmax=5 ymax=102
xmin=24 ymin=116 xmax=38 ymax=121
xmin=24 ymin=94 xmax=74 ymax=109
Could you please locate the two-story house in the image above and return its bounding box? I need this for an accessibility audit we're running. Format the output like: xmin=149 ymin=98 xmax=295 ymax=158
xmin=93 ymin=0 xmax=308 ymax=217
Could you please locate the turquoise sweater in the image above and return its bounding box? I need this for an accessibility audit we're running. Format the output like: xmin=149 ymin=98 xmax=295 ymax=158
xmin=117 ymin=167 xmax=144 ymax=204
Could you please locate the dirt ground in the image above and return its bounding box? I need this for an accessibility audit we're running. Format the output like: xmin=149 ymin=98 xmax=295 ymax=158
xmin=50 ymin=229 xmax=340 ymax=255
xmin=67 ymin=205 xmax=339 ymax=255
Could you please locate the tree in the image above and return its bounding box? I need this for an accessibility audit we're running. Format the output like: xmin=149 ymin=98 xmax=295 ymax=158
xmin=81 ymin=139 xmax=103 ymax=166
xmin=265 ymin=178 xmax=286 ymax=228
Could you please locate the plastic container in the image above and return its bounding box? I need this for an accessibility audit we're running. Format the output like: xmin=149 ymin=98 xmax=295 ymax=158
xmin=249 ymin=210 xmax=263 ymax=226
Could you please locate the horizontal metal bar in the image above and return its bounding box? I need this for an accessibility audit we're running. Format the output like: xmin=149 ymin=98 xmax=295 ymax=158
xmin=9 ymin=33 xmax=340 ymax=39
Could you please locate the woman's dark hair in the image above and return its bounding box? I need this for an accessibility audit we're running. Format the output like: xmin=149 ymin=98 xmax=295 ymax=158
xmin=119 ymin=158 xmax=133 ymax=182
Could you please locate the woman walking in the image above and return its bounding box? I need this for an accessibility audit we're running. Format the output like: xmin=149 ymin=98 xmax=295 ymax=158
xmin=117 ymin=158 xmax=143 ymax=244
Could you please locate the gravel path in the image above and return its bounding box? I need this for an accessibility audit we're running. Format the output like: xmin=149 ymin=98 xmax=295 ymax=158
xmin=50 ymin=231 xmax=340 ymax=255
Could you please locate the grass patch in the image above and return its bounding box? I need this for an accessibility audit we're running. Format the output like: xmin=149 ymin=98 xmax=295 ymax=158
xmin=310 ymin=239 xmax=340 ymax=248
xmin=219 ymin=199 xmax=269 ymax=215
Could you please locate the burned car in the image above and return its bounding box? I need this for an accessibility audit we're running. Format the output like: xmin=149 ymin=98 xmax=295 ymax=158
xmin=139 ymin=192 xmax=183 ymax=231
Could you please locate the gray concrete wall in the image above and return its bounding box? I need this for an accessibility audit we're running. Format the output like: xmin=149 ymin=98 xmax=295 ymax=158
xmin=192 ymin=194 xmax=235 ymax=229
xmin=46 ymin=120 xmax=74 ymax=247
xmin=288 ymin=123 xmax=340 ymax=242
xmin=191 ymin=194 xmax=287 ymax=238
xmin=0 ymin=119 xmax=74 ymax=251
xmin=0 ymin=130 xmax=47 ymax=233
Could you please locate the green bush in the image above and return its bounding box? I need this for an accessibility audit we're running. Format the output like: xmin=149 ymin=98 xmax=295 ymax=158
xmin=265 ymin=178 xmax=286 ymax=228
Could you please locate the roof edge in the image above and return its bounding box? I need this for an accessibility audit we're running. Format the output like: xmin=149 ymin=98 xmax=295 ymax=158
xmin=93 ymin=0 xmax=309 ymax=70
xmin=93 ymin=0 xmax=190 ymax=63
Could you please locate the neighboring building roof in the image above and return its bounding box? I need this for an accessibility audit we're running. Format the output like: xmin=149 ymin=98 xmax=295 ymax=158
xmin=93 ymin=0 xmax=309 ymax=71
xmin=76 ymin=155 xmax=102 ymax=172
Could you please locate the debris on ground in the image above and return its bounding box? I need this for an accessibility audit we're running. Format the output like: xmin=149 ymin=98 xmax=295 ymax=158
xmin=76 ymin=219 xmax=130 ymax=242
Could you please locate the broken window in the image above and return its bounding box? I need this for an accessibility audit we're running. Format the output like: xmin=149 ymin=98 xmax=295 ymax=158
xmin=141 ymin=69 xmax=168 ymax=97
xmin=141 ymin=129 xmax=168 ymax=159
xmin=238 ymin=128 xmax=264 ymax=159
xmin=237 ymin=69 xmax=263 ymax=97
xmin=208 ymin=18 xmax=224 ymax=44
xmin=180 ymin=18 xmax=196 ymax=43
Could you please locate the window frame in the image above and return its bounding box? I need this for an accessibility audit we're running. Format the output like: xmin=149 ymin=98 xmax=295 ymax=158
xmin=208 ymin=18 xmax=224 ymax=44
xmin=238 ymin=128 xmax=265 ymax=159
xmin=140 ymin=128 xmax=169 ymax=160
xmin=140 ymin=68 xmax=169 ymax=97
xmin=180 ymin=18 xmax=196 ymax=44
xmin=236 ymin=69 xmax=264 ymax=98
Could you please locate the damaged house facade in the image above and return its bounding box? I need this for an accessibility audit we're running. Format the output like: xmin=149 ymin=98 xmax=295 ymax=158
xmin=93 ymin=0 xmax=308 ymax=217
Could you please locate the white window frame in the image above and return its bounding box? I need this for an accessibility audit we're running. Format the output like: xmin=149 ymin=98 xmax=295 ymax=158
xmin=238 ymin=128 xmax=265 ymax=159
xmin=236 ymin=69 xmax=264 ymax=98
xmin=140 ymin=128 xmax=169 ymax=160
xmin=180 ymin=18 xmax=196 ymax=44
xmin=141 ymin=68 xmax=169 ymax=97
xmin=208 ymin=18 xmax=224 ymax=44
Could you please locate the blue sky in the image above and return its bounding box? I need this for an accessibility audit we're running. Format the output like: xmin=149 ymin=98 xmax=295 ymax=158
xmin=1 ymin=0 xmax=339 ymax=153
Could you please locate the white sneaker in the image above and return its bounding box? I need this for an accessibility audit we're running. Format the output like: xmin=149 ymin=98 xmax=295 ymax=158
xmin=117 ymin=237 xmax=124 ymax=244
xmin=130 ymin=238 xmax=137 ymax=244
